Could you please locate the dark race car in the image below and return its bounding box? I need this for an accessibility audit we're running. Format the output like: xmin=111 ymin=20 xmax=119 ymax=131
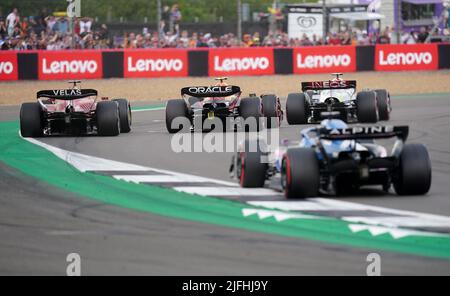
xmin=165 ymin=77 xmax=283 ymax=133
xmin=231 ymin=119 xmax=431 ymax=198
xmin=20 ymin=81 xmax=131 ymax=137
xmin=286 ymin=73 xmax=391 ymax=124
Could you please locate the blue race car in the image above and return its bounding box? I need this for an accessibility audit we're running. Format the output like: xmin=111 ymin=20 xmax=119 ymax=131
xmin=230 ymin=119 xmax=431 ymax=198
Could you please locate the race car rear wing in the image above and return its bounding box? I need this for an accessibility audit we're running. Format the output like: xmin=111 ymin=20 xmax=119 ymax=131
xmin=302 ymin=80 xmax=357 ymax=92
xmin=37 ymin=89 xmax=98 ymax=100
xmin=320 ymin=126 xmax=409 ymax=142
xmin=181 ymin=86 xmax=241 ymax=98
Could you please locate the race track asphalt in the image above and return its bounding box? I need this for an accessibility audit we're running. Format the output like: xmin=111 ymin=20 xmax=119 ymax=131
xmin=1 ymin=94 xmax=450 ymax=275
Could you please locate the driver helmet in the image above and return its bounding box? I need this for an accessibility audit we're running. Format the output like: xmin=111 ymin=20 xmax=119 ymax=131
xmin=321 ymin=119 xmax=348 ymax=130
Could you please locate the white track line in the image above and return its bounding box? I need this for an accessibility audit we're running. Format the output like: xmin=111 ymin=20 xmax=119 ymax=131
xmin=173 ymin=186 xmax=278 ymax=197
xmin=23 ymin=136 xmax=450 ymax=231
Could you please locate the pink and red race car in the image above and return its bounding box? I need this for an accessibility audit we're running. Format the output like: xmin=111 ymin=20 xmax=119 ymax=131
xmin=20 ymin=81 xmax=131 ymax=137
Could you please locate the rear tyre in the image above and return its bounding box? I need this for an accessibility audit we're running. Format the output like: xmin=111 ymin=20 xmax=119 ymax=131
xmin=394 ymin=143 xmax=432 ymax=195
xmin=97 ymin=101 xmax=120 ymax=136
xmin=281 ymin=148 xmax=319 ymax=199
xmin=238 ymin=140 xmax=267 ymax=188
xmin=20 ymin=102 xmax=43 ymax=138
xmin=239 ymin=98 xmax=262 ymax=132
xmin=356 ymin=91 xmax=379 ymax=123
xmin=286 ymin=93 xmax=308 ymax=125
xmin=113 ymin=99 xmax=132 ymax=133
xmin=261 ymin=94 xmax=280 ymax=129
xmin=166 ymin=99 xmax=189 ymax=134
xmin=374 ymin=89 xmax=391 ymax=121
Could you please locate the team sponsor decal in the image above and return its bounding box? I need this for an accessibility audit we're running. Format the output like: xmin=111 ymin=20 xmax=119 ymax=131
xmin=294 ymin=46 xmax=356 ymax=74
xmin=39 ymin=51 xmax=102 ymax=80
xmin=124 ymin=49 xmax=187 ymax=78
xmin=375 ymin=44 xmax=438 ymax=71
xmin=0 ymin=52 xmax=18 ymax=81
xmin=209 ymin=48 xmax=274 ymax=76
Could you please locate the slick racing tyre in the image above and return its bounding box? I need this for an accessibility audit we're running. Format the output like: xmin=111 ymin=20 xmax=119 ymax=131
xmin=239 ymin=97 xmax=262 ymax=132
xmin=97 ymin=101 xmax=120 ymax=136
xmin=238 ymin=140 xmax=267 ymax=188
xmin=113 ymin=99 xmax=132 ymax=133
xmin=394 ymin=143 xmax=432 ymax=195
xmin=286 ymin=93 xmax=309 ymax=125
xmin=282 ymin=148 xmax=319 ymax=199
xmin=261 ymin=94 xmax=280 ymax=129
xmin=20 ymin=102 xmax=43 ymax=138
xmin=166 ymin=99 xmax=189 ymax=134
xmin=356 ymin=91 xmax=379 ymax=123
xmin=374 ymin=89 xmax=391 ymax=121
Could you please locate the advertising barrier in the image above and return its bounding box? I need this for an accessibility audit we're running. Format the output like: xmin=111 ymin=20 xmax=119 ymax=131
xmin=0 ymin=52 xmax=18 ymax=81
xmin=38 ymin=50 xmax=103 ymax=80
xmin=293 ymin=45 xmax=356 ymax=74
xmin=209 ymin=47 xmax=274 ymax=76
xmin=375 ymin=44 xmax=438 ymax=71
xmin=124 ymin=49 xmax=188 ymax=78
xmin=0 ymin=43 xmax=448 ymax=81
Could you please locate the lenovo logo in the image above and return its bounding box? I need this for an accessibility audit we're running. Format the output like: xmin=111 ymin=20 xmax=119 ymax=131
xmin=42 ymin=58 xmax=98 ymax=74
xmin=214 ymin=56 xmax=270 ymax=72
xmin=127 ymin=57 xmax=184 ymax=72
xmin=0 ymin=61 xmax=14 ymax=74
xmin=375 ymin=44 xmax=438 ymax=71
xmin=297 ymin=54 xmax=351 ymax=69
xmin=379 ymin=50 xmax=433 ymax=66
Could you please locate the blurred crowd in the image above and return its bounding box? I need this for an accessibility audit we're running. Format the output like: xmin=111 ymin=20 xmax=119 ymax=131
xmin=0 ymin=7 xmax=111 ymax=50
xmin=1 ymin=5 xmax=449 ymax=51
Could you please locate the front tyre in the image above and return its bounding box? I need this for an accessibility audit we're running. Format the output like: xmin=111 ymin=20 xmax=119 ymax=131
xmin=20 ymin=102 xmax=43 ymax=138
xmin=281 ymin=148 xmax=319 ymax=199
xmin=97 ymin=101 xmax=120 ymax=136
xmin=394 ymin=143 xmax=432 ymax=195
xmin=374 ymin=89 xmax=391 ymax=121
xmin=165 ymin=99 xmax=189 ymax=134
xmin=239 ymin=98 xmax=262 ymax=132
xmin=238 ymin=140 xmax=267 ymax=188
xmin=286 ymin=93 xmax=308 ymax=125
xmin=113 ymin=99 xmax=132 ymax=133
xmin=261 ymin=94 xmax=280 ymax=129
xmin=356 ymin=91 xmax=379 ymax=123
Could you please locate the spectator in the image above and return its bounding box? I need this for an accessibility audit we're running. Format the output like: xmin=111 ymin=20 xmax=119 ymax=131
xmin=55 ymin=17 xmax=69 ymax=34
xmin=417 ymin=26 xmax=429 ymax=43
xmin=79 ymin=17 xmax=92 ymax=34
xmin=0 ymin=19 xmax=7 ymax=40
xmin=328 ymin=32 xmax=341 ymax=45
xmin=45 ymin=15 xmax=57 ymax=33
xmin=6 ymin=8 xmax=19 ymax=37
xmin=170 ymin=4 xmax=182 ymax=32
xmin=401 ymin=31 xmax=416 ymax=44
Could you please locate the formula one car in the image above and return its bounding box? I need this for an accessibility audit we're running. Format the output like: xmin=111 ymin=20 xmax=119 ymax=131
xmin=230 ymin=119 xmax=431 ymax=198
xmin=165 ymin=77 xmax=283 ymax=133
xmin=20 ymin=81 xmax=131 ymax=137
xmin=286 ymin=73 xmax=391 ymax=124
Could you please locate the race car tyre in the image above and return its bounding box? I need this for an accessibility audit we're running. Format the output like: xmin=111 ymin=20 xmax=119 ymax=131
xmin=356 ymin=91 xmax=379 ymax=123
xmin=261 ymin=95 xmax=280 ymax=129
xmin=166 ymin=99 xmax=189 ymax=134
xmin=239 ymin=140 xmax=267 ymax=188
xmin=282 ymin=148 xmax=319 ymax=199
xmin=394 ymin=143 xmax=432 ymax=195
xmin=20 ymin=102 xmax=43 ymax=138
xmin=97 ymin=101 xmax=120 ymax=136
xmin=286 ymin=93 xmax=308 ymax=125
xmin=113 ymin=99 xmax=132 ymax=133
xmin=239 ymin=97 xmax=262 ymax=132
xmin=374 ymin=89 xmax=391 ymax=121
